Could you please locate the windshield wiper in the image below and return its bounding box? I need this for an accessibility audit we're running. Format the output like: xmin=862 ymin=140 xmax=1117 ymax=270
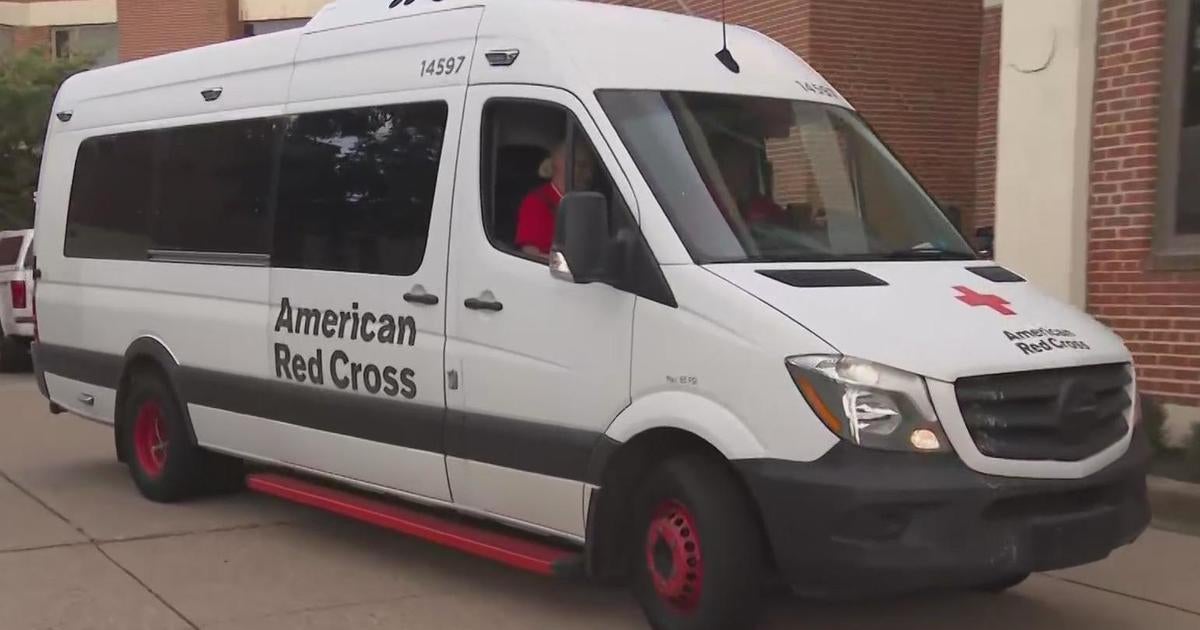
xmin=883 ymin=247 xmax=977 ymax=260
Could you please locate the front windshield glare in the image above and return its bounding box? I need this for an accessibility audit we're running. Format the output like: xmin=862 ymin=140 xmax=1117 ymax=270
xmin=597 ymin=90 xmax=975 ymax=263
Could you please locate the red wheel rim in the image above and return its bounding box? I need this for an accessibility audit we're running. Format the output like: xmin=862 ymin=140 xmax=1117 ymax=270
xmin=644 ymin=499 xmax=703 ymax=613
xmin=133 ymin=400 xmax=168 ymax=478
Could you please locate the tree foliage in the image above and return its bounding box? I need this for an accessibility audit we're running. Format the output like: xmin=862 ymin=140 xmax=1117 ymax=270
xmin=0 ymin=47 xmax=91 ymax=229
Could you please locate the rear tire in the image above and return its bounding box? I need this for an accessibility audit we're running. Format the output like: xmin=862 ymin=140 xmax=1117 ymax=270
xmin=118 ymin=371 xmax=242 ymax=502
xmin=629 ymin=451 xmax=766 ymax=630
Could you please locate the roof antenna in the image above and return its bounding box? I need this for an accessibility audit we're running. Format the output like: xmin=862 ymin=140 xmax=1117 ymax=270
xmin=715 ymin=0 xmax=740 ymax=74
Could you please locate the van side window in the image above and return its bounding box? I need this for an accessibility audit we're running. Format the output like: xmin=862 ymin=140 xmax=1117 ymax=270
xmin=153 ymin=118 xmax=278 ymax=254
xmin=64 ymin=132 xmax=156 ymax=260
xmin=481 ymin=100 xmax=627 ymax=259
xmin=273 ymin=101 xmax=448 ymax=276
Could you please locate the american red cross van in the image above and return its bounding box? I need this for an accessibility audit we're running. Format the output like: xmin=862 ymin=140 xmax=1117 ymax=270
xmin=32 ymin=1 xmax=1149 ymax=628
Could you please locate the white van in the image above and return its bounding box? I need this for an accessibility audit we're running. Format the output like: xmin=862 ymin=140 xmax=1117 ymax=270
xmin=0 ymin=228 xmax=35 ymax=371
xmin=33 ymin=1 xmax=1149 ymax=627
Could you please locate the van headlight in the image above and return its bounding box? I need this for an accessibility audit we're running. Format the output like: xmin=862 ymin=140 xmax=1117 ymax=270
xmin=786 ymin=355 xmax=951 ymax=453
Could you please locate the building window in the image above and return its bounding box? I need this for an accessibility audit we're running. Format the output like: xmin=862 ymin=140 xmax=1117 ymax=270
xmin=1158 ymin=0 xmax=1200 ymax=262
xmin=51 ymin=25 xmax=118 ymax=67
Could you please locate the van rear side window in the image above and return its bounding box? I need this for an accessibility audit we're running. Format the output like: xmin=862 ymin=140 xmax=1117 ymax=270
xmin=64 ymin=132 xmax=156 ymax=260
xmin=154 ymin=118 xmax=278 ymax=255
xmin=273 ymin=101 xmax=448 ymax=277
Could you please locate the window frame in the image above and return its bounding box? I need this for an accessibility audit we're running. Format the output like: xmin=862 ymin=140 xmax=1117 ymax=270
xmin=478 ymin=96 xmax=635 ymax=265
xmin=1154 ymin=0 xmax=1200 ymax=268
xmin=51 ymin=25 xmax=119 ymax=66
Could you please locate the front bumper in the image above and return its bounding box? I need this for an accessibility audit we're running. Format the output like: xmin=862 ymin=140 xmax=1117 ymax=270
xmin=736 ymin=428 xmax=1150 ymax=596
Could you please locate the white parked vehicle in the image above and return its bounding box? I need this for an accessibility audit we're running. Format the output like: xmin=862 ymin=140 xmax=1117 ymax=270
xmin=32 ymin=1 xmax=1148 ymax=628
xmin=0 ymin=228 xmax=35 ymax=371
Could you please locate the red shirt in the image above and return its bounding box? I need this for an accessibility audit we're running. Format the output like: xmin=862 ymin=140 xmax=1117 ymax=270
xmin=745 ymin=196 xmax=788 ymax=224
xmin=514 ymin=183 xmax=563 ymax=255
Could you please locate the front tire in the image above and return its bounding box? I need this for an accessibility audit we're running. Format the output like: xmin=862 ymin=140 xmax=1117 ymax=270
xmin=973 ymin=572 xmax=1030 ymax=593
xmin=119 ymin=372 xmax=241 ymax=502
xmin=630 ymin=452 xmax=767 ymax=630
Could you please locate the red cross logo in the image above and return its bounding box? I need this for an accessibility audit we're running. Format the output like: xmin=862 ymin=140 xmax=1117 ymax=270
xmin=953 ymin=286 xmax=1016 ymax=316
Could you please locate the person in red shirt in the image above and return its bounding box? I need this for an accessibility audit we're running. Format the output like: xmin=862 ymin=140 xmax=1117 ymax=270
xmin=514 ymin=142 xmax=594 ymax=259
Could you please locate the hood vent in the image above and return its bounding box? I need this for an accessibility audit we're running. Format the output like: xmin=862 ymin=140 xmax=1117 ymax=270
xmin=756 ymin=269 xmax=888 ymax=288
xmin=967 ymin=266 xmax=1025 ymax=283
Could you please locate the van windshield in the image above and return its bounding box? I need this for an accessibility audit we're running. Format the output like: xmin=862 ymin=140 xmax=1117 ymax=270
xmin=597 ymin=90 xmax=975 ymax=263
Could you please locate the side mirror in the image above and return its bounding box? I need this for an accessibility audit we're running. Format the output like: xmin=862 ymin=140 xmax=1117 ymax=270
xmin=551 ymin=191 xmax=610 ymax=283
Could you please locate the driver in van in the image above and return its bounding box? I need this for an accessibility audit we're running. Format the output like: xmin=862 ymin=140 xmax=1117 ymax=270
xmin=514 ymin=141 xmax=595 ymax=259
xmin=712 ymin=135 xmax=789 ymax=227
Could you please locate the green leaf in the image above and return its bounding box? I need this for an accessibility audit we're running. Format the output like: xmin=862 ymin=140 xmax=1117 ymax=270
xmin=0 ymin=47 xmax=92 ymax=229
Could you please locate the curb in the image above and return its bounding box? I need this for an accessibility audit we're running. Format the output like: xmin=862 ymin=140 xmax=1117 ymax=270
xmin=1148 ymin=475 xmax=1200 ymax=536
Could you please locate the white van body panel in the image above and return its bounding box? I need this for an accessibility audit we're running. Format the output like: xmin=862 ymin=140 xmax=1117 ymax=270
xmin=289 ymin=6 xmax=482 ymax=105
xmin=469 ymin=0 xmax=847 ymax=106
xmin=604 ymin=390 xmax=768 ymax=461
xmin=44 ymin=373 xmax=116 ymax=423
xmin=621 ymin=265 xmax=840 ymax=463
xmin=442 ymin=83 xmax=632 ymax=532
xmin=50 ymin=29 xmax=300 ymax=131
xmin=446 ymin=457 xmax=585 ymax=538
xmin=198 ymin=406 xmax=454 ymax=501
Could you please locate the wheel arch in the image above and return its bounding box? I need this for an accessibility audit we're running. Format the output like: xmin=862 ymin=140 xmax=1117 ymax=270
xmin=585 ymin=393 xmax=772 ymax=583
xmin=114 ymin=336 xmax=196 ymax=461
xmin=602 ymin=390 xmax=766 ymax=461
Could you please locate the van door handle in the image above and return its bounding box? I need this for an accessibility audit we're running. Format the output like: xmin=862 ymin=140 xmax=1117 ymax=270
xmin=464 ymin=297 xmax=503 ymax=312
xmin=403 ymin=292 xmax=440 ymax=306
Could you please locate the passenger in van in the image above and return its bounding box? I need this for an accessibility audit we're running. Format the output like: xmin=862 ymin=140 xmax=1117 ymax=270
xmin=514 ymin=142 xmax=595 ymax=259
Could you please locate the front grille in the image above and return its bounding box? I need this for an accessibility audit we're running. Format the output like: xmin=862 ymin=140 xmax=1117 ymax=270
xmin=955 ymin=363 xmax=1132 ymax=462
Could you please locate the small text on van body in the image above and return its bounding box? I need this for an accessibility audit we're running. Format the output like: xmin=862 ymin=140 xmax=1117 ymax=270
xmin=1004 ymin=326 xmax=1091 ymax=356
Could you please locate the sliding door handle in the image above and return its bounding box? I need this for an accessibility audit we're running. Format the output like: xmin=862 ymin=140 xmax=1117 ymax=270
xmin=464 ymin=297 xmax=503 ymax=312
xmin=403 ymin=292 xmax=440 ymax=306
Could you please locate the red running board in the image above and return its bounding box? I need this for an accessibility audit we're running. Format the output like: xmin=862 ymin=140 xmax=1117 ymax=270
xmin=246 ymin=472 xmax=582 ymax=577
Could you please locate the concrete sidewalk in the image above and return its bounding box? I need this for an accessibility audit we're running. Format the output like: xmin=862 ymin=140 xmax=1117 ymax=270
xmin=1149 ymin=475 xmax=1200 ymax=537
xmin=2 ymin=372 xmax=1199 ymax=629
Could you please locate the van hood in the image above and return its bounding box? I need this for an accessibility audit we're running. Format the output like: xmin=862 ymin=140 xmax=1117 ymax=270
xmin=706 ymin=262 xmax=1132 ymax=382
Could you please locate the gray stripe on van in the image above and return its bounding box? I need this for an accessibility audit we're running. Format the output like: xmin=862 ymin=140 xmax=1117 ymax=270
xmin=34 ymin=343 xmax=608 ymax=484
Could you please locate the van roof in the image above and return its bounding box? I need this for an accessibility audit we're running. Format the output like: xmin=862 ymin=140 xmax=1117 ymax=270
xmin=50 ymin=0 xmax=848 ymax=131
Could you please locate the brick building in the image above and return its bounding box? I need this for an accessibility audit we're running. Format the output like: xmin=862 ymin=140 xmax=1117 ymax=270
xmin=1 ymin=0 xmax=1197 ymax=435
